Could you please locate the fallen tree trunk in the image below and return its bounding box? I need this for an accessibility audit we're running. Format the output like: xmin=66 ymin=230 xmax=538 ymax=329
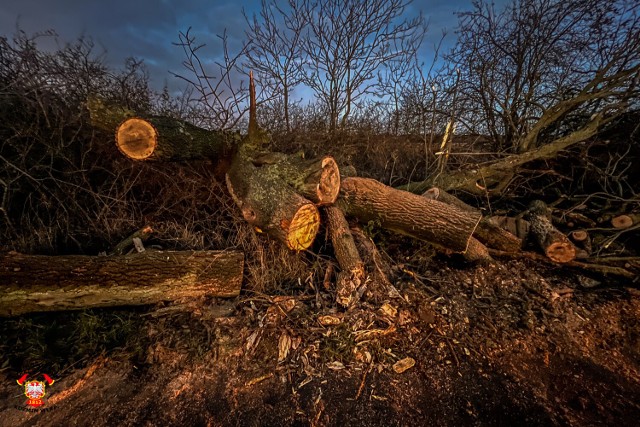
xmin=423 ymin=187 xmax=522 ymax=252
xmin=88 ymin=97 xmax=239 ymax=161
xmin=338 ymin=177 xmax=481 ymax=254
xmin=524 ymin=200 xmax=576 ymax=263
xmin=325 ymin=206 xmax=365 ymax=307
xmin=0 ymin=250 xmax=244 ymax=317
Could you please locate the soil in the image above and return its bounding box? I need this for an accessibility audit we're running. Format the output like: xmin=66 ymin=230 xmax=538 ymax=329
xmin=1 ymin=250 xmax=639 ymax=427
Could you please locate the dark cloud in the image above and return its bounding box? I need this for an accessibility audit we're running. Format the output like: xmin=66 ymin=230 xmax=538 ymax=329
xmin=0 ymin=0 xmax=508 ymax=93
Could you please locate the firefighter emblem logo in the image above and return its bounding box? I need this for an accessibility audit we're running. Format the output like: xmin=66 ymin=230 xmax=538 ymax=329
xmin=17 ymin=373 xmax=55 ymax=409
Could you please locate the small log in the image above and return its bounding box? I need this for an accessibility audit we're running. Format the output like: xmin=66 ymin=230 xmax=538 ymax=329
xmin=569 ymin=229 xmax=592 ymax=257
xmin=611 ymin=214 xmax=640 ymax=229
xmin=325 ymin=206 xmax=365 ymax=307
xmin=488 ymin=216 xmax=531 ymax=241
xmin=422 ymin=187 xmax=522 ymax=252
xmin=464 ymin=237 xmax=492 ymax=263
xmin=339 ymin=178 xmax=481 ymax=254
xmin=226 ymin=159 xmax=320 ymax=251
xmin=524 ymin=200 xmax=576 ymax=263
xmin=0 ymin=250 xmax=244 ymax=317
xmin=110 ymin=225 xmax=153 ymax=255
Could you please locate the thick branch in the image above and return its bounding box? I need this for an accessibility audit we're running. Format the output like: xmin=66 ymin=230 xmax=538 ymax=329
xmin=0 ymin=250 xmax=244 ymax=317
xmin=338 ymin=177 xmax=481 ymax=254
xmin=325 ymin=206 xmax=365 ymax=307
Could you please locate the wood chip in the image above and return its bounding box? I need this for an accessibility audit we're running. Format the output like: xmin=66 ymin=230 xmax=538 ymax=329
xmin=393 ymin=357 xmax=416 ymax=373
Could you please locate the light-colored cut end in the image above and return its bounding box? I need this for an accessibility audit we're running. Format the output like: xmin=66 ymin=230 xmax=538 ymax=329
xmin=317 ymin=157 xmax=340 ymax=205
xmin=116 ymin=118 xmax=157 ymax=160
xmin=546 ymin=243 xmax=576 ymax=263
xmin=287 ymin=203 xmax=320 ymax=251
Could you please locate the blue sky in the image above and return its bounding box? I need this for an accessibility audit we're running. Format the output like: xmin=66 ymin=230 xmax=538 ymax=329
xmin=0 ymin=0 xmax=509 ymax=94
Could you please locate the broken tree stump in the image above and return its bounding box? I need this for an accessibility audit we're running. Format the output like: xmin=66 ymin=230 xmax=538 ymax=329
xmin=0 ymin=250 xmax=244 ymax=317
xmin=338 ymin=177 xmax=481 ymax=255
xmin=325 ymin=206 xmax=365 ymax=307
xmin=524 ymin=200 xmax=576 ymax=263
xmin=423 ymin=187 xmax=522 ymax=252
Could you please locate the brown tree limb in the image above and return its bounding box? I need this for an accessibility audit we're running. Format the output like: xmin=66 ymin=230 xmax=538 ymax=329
xmin=0 ymin=250 xmax=244 ymax=317
xmin=325 ymin=206 xmax=365 ymax=308
xmin=338 ymin=177 xmax=481 ymax=254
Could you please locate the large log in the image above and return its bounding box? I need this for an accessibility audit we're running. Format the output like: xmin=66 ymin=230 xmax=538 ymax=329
xmin=0 ymin=250 xmax=244 ymax=317
xmin=524 ymin=200 xmax=576 ymax=263
xmin=325 ymin=206 xmax=365 ymax=307
xmin=423 ymin=187 xmax=522 ymax=252
xmin=226 ymin=158 xmax=320 ymax=251
xmin=338 ymin=177 xmax=481 ymax=254
xmin=87 ymin=97 xmax=239 ymax=161
xmin=252 ymin=153 xmax=341 ymax=206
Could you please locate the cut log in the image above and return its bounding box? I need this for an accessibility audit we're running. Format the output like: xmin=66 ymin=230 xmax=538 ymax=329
xmin=0 ymin=250 xmax=244 ymax=317
xmin=325 ymin=206 xmax=365 ymax=308
xmin=252 ymin=154 xmax=341 ymax=205
xmin=423 ymin=187 xmax=522 ymax=252
xmin=87 ymin=96 xmax=239 ymax=162
xmin=115 ymin=117 xmax=239 ymax=161
xmin=611 ymin=214 xmax=640 ymax=229
xmin=226 ymin=159 xmax=320 ymax=251
xmin=338 ymin=177 xmax=481 ymax=254
xmin=524 ymin=200 xmax=576 ymax=263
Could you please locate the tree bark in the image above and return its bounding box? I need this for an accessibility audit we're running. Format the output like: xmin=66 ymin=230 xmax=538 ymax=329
xmin=524 ymin=200 xmax=576 ymax=263
xmin=252 ymin=153 xmax=341 ymax=205
xmin=226 ymin=157 xmax=320 ymax=251
xmin=114 ymin=117 xmax=239 ymax=161
xmin=338 ymin=177 xmax=481 ymax=254
xmin=0 ymin=250 xmax=244 ymax=317
xmin=325 ymin=206 xmax=365 ymax=308
xmin=423 ymin=187 xmax=522 ymax=252
xmin=399 ymin=112 xmax=615 ymax=196
xmin=87 ymin=96 xmax=239 ymax=162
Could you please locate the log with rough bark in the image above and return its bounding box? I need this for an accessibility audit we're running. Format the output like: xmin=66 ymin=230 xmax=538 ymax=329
xmin=87 ymin=96 xmax=240 ymax=161
xmin=0 ymin=250 xmax=244 ymax=317
xmin=338 ymin=177 xmax=481 ymax=255
xmin=325 ymin=206 xmax=365 ymax=307
xmin=524 ymin=200 xmax=576 ymax=263
xmin=423 ymin=187 xmax=522 ymax=252
xmin=226 ymin=157 xmax=320 ymax=251
xmin=223 ymin=75 xmax=323 ymax=251
xmin=252 ymin=153 xmax=341 ymax=205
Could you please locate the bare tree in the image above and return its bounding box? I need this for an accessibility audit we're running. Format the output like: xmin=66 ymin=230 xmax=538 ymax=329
xmin=298 ymin=0 xmax=425 ymax=131
xmin=244 ymin=0 xmax=306 ymax=133
xmin=172 ymin=28 xmax=249 ymax=130
xmin=448 ymin=0 xmax=640 ymax=152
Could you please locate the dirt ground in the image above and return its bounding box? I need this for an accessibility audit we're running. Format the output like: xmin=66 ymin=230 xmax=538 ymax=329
xmin=1 ymin=250 xmax=639 ymax=427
